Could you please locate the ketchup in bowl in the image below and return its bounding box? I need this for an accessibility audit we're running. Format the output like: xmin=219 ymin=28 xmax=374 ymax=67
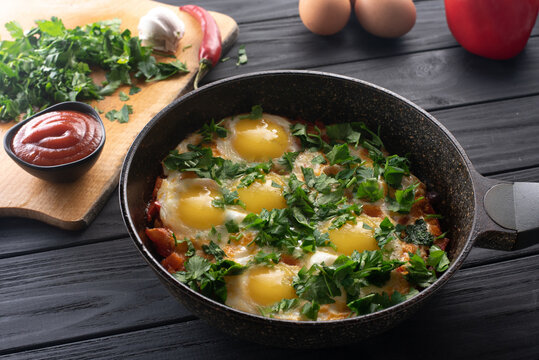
xmin=3 ymin=101 xmax=106 ymax=182
xmin=11 ymin=110 xmax=103 ymax=166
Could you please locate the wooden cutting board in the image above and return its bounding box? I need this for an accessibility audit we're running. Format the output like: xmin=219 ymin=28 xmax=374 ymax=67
xmin=0 ymin=0 xmax=238 ymax=230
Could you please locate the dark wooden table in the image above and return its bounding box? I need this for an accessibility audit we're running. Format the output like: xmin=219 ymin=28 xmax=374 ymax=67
xmin=2 ymin=1 xmax=538 ymax=358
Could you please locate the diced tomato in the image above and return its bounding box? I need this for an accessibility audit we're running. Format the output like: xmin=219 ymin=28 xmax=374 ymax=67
xmin=363 ymin=204 xmax=383 ymax=218
xmin=434 ymin=237 xmax=450 ymax=251
xmin=145 ymin=227 xmax=174 ymax=257
xmin=146 ymin=200 xmax=161 ymax=223
xmin=161 ymin=252 xmax=186 ymax=273
xmin=280 ymin=254 xmax=299 ymax=266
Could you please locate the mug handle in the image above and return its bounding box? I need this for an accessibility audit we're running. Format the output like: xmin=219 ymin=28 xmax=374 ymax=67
xmin=475 ymin=172 xmax=539 ymax=250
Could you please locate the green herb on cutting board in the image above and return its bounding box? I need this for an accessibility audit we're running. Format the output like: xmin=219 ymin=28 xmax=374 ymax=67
xmin=0 ymin=17 xmax=189 ymax=123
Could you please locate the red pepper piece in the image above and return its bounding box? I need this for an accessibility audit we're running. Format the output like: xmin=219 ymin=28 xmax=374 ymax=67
xmin=180 ymin=4 xmax=222 ymax=88
xmin=445 ymin=0 xmax=539 ymax=60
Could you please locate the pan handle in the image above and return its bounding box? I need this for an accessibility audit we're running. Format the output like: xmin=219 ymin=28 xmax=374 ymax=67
xmin=475 ymin=172 xmax=539 ymax=250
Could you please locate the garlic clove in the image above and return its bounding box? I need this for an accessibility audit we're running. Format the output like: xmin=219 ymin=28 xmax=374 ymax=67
xmin=138 ymin=7 xmax=185 ymax=53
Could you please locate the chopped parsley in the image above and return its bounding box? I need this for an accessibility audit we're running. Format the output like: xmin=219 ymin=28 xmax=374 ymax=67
xmin=399 ymin=219 xmax=435 ymax=246
xmin=0 ymin=17 xmax=188 ymax=122
xmin=236 ymin=44 xmax=248 ymax=66
xmin=199 ymin=118 xmax=228 ymax=143
xmin=173 ymin=256 xmax=244 ymax=303
xmin=202 ymin=241 xmax=226 ymax=261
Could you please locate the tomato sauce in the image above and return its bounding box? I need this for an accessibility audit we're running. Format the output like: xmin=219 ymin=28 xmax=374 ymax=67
xmin=11 ymin=110 xmax=103 ymax=166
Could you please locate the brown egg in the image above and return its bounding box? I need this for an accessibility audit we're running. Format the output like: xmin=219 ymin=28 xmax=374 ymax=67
xmin=299 ymin=0 xmax=351 ymax=36
xmin=354 ymin=0 xmax=416 ymax=38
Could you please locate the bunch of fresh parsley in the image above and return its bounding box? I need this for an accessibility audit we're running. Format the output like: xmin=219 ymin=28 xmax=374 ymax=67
xmin=0 ymin=17 xmax=188 ymax=122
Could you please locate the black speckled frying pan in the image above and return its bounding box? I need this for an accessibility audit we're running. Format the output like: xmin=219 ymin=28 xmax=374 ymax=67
xmin=119 ymin=70 xmax=539 ymax=348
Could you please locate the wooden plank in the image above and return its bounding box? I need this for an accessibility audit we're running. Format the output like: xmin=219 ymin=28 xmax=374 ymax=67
xmin=0 ymin=0 xmax=238 ymax=230
xmin=3 ymin=254 xmax=537 ymax=359
xmin=0 ymin=187 xmax=127 ymax=259
xmin=310 ymin=38 xmax=539 ymax=110
xmin=431 ymin=95 xmax=539 ymax=175
xmin=206 ymin=35 xmax=539 ymax=111
xmin=0 ymin=238 xmax=191 ymax=353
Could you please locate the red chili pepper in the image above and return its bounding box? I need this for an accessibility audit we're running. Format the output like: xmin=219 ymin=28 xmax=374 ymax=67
xmin=445 ymin=0 xmax=538 ymax=60
xmin=180 ymin=4 xmax=222 ymax=88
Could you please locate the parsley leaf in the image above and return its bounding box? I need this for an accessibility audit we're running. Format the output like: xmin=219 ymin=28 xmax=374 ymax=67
xmin=198 ymin=118 xmax=228 ymax=143
xmin=293 ymin=265 xmax=340 ymax=305
xmin=374 ymin=217 xmax=396 ymax=248
xmin=356 ymin=179 xmax=384 ymax=202
xmin=129 ymin=86 xmax=141 ymax=95
xmin=236 ymin=44 xmax=248 ymax=66
xmin=212 ymin=188 xmax=244 ymax=209
xmin=239 ymin=104 xmax=263 ymax=120
xmin=105 ymin=104 xmax=133 ymax=123
xmin=347 ymin=290 xmax=417 ymax=315
xmin=202 ymin=241 xmax=226 ymax=261
xmin=173 ymin=256 xmax=244 ymax=303
xmin=119 ymin=91 xmax=130 ymax=101
xmin=290 ymin=123 xmax=330 ymax=151
xmin=387 ymin=183 xmax=420 ymax=213
xmin=405 ymin=252 xmax=437 ymax=288
xmin=224 ymin=220 xmax=240 ymax=234
xmin=301 ymin=301 xmax=320 ymax=320
xmin=383 ymin=155 xmax=409 ymax=188
xmin=277 ymin=151 xmax=299 ymax=171
xmin=427 ymin=245 xmax=450 ymax=272
xmin=252 ymin=251 xmax=281 ymax=266
xmin=326 ymin=144 xmax=355 ymax=165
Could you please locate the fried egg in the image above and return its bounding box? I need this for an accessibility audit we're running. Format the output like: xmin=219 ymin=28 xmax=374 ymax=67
xmin=157 ymin=177 xmax=225 ymax=237
xmin=216 ymin=113 xmax=299 ymax=162
xmin=236 ymin=173 xmax=287 ymax=214
xmin=326 ymin=216 xmax=381 ymax=256
xmin=226 ymin=263 xmax=298 ymax=314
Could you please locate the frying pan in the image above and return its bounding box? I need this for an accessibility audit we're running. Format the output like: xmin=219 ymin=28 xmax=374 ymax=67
xmin=119 ymin=70 xmax=539 ymax=348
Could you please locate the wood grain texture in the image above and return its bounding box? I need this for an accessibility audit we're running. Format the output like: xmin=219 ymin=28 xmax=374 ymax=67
xmin=431 ymin=95 xmax=539 ymax=175
xmin=3 ymin=254 xmax=537 ymax=359
xmin=309 ymin=38 xmax=539 ymax=110
xmin=0 ymin=238 xmax=191 ymax=353
xmin=0 ymin=0 xmax=238 ymax=230
xmin=0 ymin=188 xmax=127 ymax=259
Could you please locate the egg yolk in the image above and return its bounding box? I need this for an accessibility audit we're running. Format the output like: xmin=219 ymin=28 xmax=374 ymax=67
xmin=177 ymin=183 xmax=225 ymax=230
xmin=247 ymin=265 xmax=297 ymax=306
xmin=329 ymin=221 xmax=379 ymax=255
xmin=232 ymin=117 xmax=289 ymax=161
xmin=236 ymin=175 xmax=287 ymax=214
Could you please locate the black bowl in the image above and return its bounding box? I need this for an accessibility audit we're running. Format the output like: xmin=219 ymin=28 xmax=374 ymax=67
xmin=120 ymin=70 xmax=517 ymax=348
xmin=3 ymin=101 xmax=106 ymax=183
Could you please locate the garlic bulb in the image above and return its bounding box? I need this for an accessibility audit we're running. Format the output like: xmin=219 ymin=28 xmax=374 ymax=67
xmin=138 ymin=7 xmax=185 ymax=53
